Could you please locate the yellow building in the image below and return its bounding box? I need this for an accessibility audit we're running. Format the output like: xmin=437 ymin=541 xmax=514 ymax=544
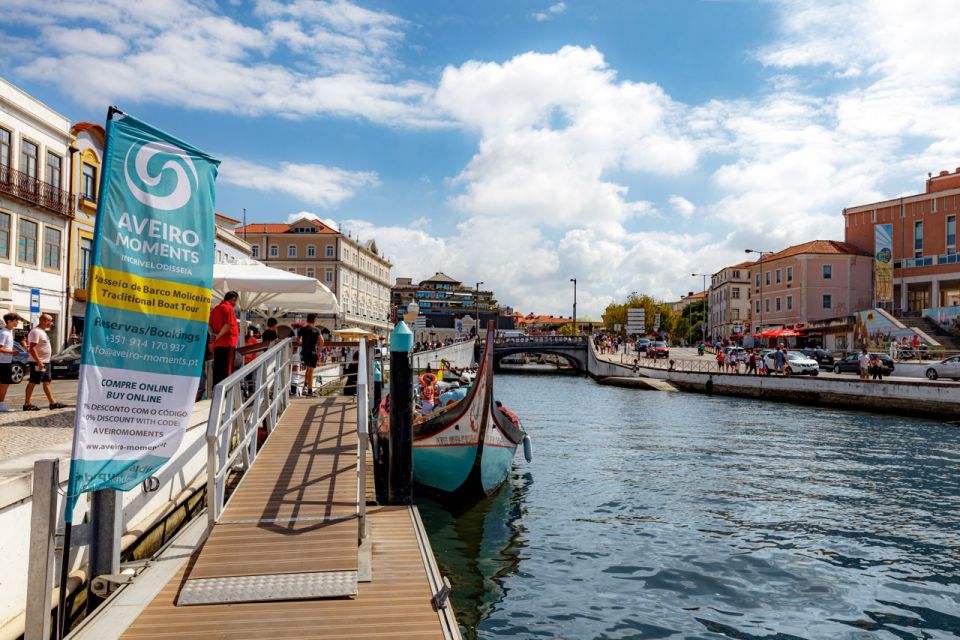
xmin=66 ymin=122 xmax=104 ymax=339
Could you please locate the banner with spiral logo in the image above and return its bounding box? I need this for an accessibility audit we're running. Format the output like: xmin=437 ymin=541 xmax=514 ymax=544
xmin=66 ymin=113 xmax=220 ymax=519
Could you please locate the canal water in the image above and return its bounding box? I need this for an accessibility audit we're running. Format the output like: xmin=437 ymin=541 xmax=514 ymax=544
xmin=418 ymin=374 xmax=960 ymax=639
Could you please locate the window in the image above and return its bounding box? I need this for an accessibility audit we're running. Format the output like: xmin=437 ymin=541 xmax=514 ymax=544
xmin=765 ymin=271 xmax=770 ymax=286
xmin=287 ymin=268 xmax=296 ymax=273
xmin=45 ymin=152 xmax=62 ymax=188
xmin=822 ymin=264 xmax=832 ymax=280
xmin=287 ymin=245 xmax=297 ymax=258
xmin=822 ymin=294 xmax=832 ymax=309
xmin=948 ymin=216 xmax=957 ymax=255
xmin=18 ymin=218 xmax=38 ymax=263
xmin=325 ymin=268 xmax=333 ymax=282
xmin=0 ymin=212 xmax=8 ymax=259
xmin=786 ymin=296 xmax=793 ymax=310
xmin=306 ymin=267 xmax=315 ymax=278
xmin=307 ymin=244 xmax=316 ymax=257
xmin=732 ymin=287 xmax=740 ymax=299
xmin=764 ymin=299 xmax=770 ymax=313
xmin=871 ymin=209 xmax=877 ymax=223
xmin=775 ymin=269 xmax=781 ymax=284
xmin=775 ymin=297 xmax=781 ymax=311
xmin=786 ymin=266 xmax=793 ymax=282
xmin=932 ymin=198 xmax=937 ymax=213
xmin=43 ymin=227 xmax=61 ymax=269
xmin=79 ymin=237 xmax=92 ymax=287
xmin=755 ymin=273 xmax=760 ymax=288
xmin=326 ymin=245 xmax=334 ymax=258
xmin=755 ymin=300 xmax=760 ymax=314
xmin=81 ymin=163 xmax=97 ymax=201
xmin=251 ymin=244 xmax=259 ymax=257
xmin=732 ymin=308 xmax=740 ymax=321
xmin=269 ymin=244 xmax=278 ymax=257
xmin=914 ymin=221 xmax=923 ymax=259
xmin=21 ymin=139 xmax=38 ymax=178
xmin=0 ymin=127 xmax=10 ymax=167
xmin=732 ymin=270 xmax=740 ymax=279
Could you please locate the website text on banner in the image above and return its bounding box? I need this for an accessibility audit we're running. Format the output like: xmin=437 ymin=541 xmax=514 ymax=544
xmin=65 ymin=111 xmax=220 ymax=519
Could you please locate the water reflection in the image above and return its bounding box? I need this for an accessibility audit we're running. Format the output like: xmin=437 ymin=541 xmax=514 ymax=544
xmin=419 ymin=472 xmax=530 ymax=639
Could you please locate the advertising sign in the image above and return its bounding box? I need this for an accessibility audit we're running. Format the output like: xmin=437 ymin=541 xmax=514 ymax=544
xmin=65 ymin=113 xmax=219 ymax=518
xmin=874 ymin=223 xmax=893 ymax=303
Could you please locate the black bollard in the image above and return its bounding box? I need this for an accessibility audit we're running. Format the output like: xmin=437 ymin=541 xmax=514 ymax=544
xmin=388 ymin=321 xmax=414 ymax=505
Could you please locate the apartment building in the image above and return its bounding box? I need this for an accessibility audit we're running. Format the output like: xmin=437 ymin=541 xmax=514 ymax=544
xmin=236 ymin=216 xmax=391 ymax=334
xmin=65 ymin=121 xmax=103 ymax=338
xmin=708 ymin=262 xmax=753 ymax=341
xmin=751 ymin=240 xmax=872 ymax=334
xmin=844 ymin=168 xmax=960 ymax=320
xmin=214 ymin=213 xmax=252 ymax=264
xmin=0 ymin=79 xmax=73 ymax=348
xmin=392 ymin=272 xmax=503 ymax=336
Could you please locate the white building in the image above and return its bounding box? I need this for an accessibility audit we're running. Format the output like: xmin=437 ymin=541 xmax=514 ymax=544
xmin=214 ymin=213 xmax=252 ymax=264
xmin=0 ymin=79 xmax=73 ymax=349
xmin=708 ymin=260 xmax=755 ymax=341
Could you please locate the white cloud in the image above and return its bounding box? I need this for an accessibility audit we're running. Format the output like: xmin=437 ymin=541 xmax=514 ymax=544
xmin=285 ymin=211 xmax=341 ymax=229
xmin=219 ymin=157 xmax=378 ymax=207
xmin=668 ymin=195 xmax=695 ymax=218
xmin=533 ymin=2 xmax=566 ymax=22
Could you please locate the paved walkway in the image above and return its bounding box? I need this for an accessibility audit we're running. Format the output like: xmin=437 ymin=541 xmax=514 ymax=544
xmin=0 ymin=379 xmax=78 ymax=462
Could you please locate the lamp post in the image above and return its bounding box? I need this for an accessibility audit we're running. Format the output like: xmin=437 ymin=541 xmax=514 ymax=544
xmin=570 ymin=277 xmax=577 ymax=336
xmin=745 ymin=249 xmax=773 ymax=341
xmin=474 ymin=281 xmax=484 ymax=337
xmin=691 ymin=272 xmax=710 ymax=340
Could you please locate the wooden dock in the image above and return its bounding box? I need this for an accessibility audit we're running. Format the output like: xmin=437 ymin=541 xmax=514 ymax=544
xmin=72 ymin=396 xmax=459 ymax=639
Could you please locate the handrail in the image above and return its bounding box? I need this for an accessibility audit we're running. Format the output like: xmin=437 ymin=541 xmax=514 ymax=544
xmin=206 ymin=338 xmax=292 ymax=527
xmin=356 ymin=338 xmax=368 ymax=542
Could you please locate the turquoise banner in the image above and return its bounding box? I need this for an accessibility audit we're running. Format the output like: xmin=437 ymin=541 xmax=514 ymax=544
xmin=66 ymin=112 xmax=220 ymax=521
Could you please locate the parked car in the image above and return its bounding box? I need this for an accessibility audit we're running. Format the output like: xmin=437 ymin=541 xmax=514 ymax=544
xmin=50 ymin=343 xmax=82 ymax=379
xmin=800 ymin=348 xmax=835 ymax=367
xmin=8 ymin=343 xmax=29 ymax=384
xmin=635 ymin=338 xmax=651 ymax=351
xmin=764 ymin=350 xmax=820 ymax=375
xmin=832 ymin=353 xmax=895 ymax=375
xmin=925 ymin=355 xmax=960 ymax=381
xmin=647 ymin=341 xmax=670 ymax=359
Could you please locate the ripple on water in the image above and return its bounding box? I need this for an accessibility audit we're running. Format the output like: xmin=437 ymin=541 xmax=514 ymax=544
xmin=418 ymin=375 xmax=960 ymax=640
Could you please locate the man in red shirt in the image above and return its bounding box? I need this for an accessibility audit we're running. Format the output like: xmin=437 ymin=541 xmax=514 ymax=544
xmin=208 ymin=291 xmax=239 ymax=388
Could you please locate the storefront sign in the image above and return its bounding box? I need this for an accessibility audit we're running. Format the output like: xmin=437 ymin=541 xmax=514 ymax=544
xmin=65 ymin=113 xmax=219 ymax=519
xmin=874 ymin=223 xmax=893 ymax=302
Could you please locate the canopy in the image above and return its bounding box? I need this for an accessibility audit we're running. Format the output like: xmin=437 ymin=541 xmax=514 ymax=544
xmin=213 ymin=259 xmax=318 ymax=310
xmin=332 ymin=326 xmax=377 ymax=339
xmin=755 ymin=328 xmax=800 ymax=338
xmin=251 ymin=280 xmax=339 ymax=318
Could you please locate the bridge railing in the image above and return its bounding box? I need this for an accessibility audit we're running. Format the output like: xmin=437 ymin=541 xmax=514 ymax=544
xmin=485 ymin=335 xmax=587 ymax=347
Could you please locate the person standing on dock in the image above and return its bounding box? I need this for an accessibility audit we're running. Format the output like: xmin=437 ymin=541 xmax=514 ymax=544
xmin=261 ymin=317 xmax=279 ymax=344
xmin=0 ymin=313 xmax=22 ymax=412
xmin=858 ymin=347 xmax=870 ymax=380
xmin=296 ymin=313 xmax=322 ymax=396
xmin=23 ymin=314 xmax=67 ymax=411
xmin=209 ymin=291 xmax=240 ymax=388
xmin=773 ymin=346 xmax=786 ymax=376
xmin=747 ymin=349 xmax=758 ymax=375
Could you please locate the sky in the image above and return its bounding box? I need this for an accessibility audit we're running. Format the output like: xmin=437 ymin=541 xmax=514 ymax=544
xmin=3 ymin=0 xmax=960 ymax=317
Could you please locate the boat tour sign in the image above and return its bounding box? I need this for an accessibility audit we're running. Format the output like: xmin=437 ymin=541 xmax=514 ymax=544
xmin=65 ymin=111 xmax=219 ymax=519
xmin=874 ymin=223 xmax=893 ymax=303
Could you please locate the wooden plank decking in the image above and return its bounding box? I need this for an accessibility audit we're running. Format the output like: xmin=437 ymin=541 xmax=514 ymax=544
xmin=114 ymin=396 xmax=458 ymax=639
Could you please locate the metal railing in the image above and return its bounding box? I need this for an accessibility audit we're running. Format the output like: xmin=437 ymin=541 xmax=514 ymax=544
xmin=206 ymin=338 xmax=292 ymax=527
xmin=0 ymin=164 xmax=72 ymax=216
xmin=486 ymin=335 xmax=587 ymax=347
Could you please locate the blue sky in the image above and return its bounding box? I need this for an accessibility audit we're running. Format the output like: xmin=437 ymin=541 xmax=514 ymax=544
xmin=3 ymin=0 xmax=959 ymax=316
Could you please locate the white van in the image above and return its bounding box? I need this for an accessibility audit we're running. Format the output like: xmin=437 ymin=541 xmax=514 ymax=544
xmin=498 ymin=329 xmax=527 ymax=339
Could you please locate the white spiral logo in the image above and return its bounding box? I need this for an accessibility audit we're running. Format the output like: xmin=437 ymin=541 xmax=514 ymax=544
xmin=124 ymin=142 xmax=198 ymax=211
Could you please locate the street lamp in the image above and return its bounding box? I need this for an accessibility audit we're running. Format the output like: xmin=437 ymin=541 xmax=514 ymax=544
xmin=475 ymin=281 xmax=484 ymax=337
xmin=691 ymin=272 xmax=710 ymax=340
xmin=570 ymin=277 xmax=577 ymax=336
xmin=745 ymin=249 xmax=773 ymax=338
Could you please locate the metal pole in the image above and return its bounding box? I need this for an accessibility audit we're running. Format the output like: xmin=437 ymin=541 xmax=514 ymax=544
xmin=571 ymin=277 xmax=577 ymax=336
xmin=388 ymin=321 xmax=414 ymax=505
xmin=87 ymin=488 xmax=121 ymax=611
xmin=474 ymin=281 xmax=483 ymax=338
xmin=25 ymin=459 xmax=59 ymax=640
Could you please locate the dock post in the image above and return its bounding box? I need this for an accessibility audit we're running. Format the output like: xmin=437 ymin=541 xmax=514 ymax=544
xmin=388 ymin=321 xmax=414 ymax=505
xmin=87 ymin=489 xmax=121 ymax=611
xmin=25 ymin=459 xmax=58 ymax=640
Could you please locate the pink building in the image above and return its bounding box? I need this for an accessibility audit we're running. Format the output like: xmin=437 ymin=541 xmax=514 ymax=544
xmin=752 ymin=240 xmax=873 ymax=337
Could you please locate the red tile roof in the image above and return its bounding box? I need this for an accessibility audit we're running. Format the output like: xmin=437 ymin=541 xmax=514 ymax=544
xmin=234 ymin=221 xmax=339 ymax=234
xmin=761 ymin=240 xmax=869 ymax=262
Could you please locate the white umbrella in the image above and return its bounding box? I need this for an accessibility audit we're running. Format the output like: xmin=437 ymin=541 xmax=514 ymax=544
xmin=212 ymin=259 xmax=320 ymax=337
xmin=252 ymin=280 xmax=339 ymax=318
xmin=332 ymin=326 xmax=377 ymax=339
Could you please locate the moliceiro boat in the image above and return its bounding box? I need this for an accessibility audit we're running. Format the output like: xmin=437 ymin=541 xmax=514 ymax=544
xmin=379 ymin=324 xmax=530 ymax=501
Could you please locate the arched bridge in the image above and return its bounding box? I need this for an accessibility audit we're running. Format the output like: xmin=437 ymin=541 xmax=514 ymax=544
xmin=483 ymin=335 xmax=589 ymax=371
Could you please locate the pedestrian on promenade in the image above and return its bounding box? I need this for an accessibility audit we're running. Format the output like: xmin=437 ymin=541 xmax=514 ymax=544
xmin=747 ymin=350 xmax=758 ymax=375
xmin=729 ymin=349 xmax=739 ymax=374
xmin=869 ymin=353 xmax=884 ymax=380
xmin=295 ymin=314 xmax=322 ymax=396
xmin=773 ymin=346 xmax=786 ymax=376
xmin=0 ymin=313 xmax=22 ymax=412
xmin=209 ymin=291 xmax=239 ymax=388
xmin=716 ymin=349 xmax=725 ymax=371
xmin=23 ymin=314 xmax=67 ymax=411
xmin=757 ymin=351 xmax=768 ymax=376
xmin=858 ymin=347 xmax=869 ymax=380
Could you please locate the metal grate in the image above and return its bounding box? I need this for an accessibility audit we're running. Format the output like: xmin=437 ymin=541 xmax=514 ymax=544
xmin=177 ymin=570 xmax=358 ymax=606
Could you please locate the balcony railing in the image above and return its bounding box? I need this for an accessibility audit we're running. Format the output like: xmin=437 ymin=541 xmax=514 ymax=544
xmin=0 ymin=163 xmax=72 ymax=216
xmin=894 ymin=252 xmax=960 ymax=269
